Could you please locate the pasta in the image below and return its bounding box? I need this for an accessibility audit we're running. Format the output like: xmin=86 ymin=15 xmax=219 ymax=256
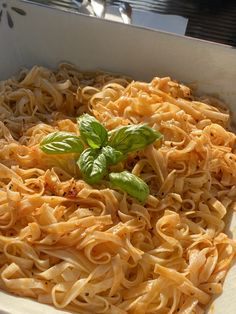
xmin=0 ymin=63 xmax=236 ymax=314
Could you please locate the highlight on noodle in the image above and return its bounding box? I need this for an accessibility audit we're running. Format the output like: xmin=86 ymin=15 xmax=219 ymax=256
xmin=0 ymin=63 xmax=236 ymax=314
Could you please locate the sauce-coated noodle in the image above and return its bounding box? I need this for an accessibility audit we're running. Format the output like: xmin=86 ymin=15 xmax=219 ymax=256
xmin=0 ymin=64 xmax=236 ymax=313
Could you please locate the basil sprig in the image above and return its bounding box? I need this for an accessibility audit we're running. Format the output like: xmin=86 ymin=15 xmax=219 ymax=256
xmin=40 ymin=131 xmax=84 ymax=154
xmin=78 ymin=148 xmax=107 ymax=184
xmin=40 ymin=114 xmax=163 ymax=202
xmin=101 ymin=146 xmax=124 ymax=165
xmin=109 ymin=171 xmax=149 ymax=203
xmin=78 ymin=114 xmax=108 ymax=149
xmin=109 ymin=124 xmax=163 ymax=154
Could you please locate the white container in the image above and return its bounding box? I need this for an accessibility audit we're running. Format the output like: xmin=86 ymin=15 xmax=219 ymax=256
xmin=0 ymin=1 xmax=236 ymax=313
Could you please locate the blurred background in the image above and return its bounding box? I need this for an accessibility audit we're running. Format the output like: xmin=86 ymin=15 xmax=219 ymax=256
xmin=29 ymin=0 xmax=236 ymax=46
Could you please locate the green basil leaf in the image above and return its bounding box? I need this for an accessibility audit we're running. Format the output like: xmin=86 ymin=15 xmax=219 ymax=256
xmin=40 ymin=132 xmax=84 ymax=154
xmin=108 ymin=124 xmax=163 ymax=154
xmin=77 ymin=148 xmax=107 ymax=184
xmin=109 ymin=171 xmax=149 ymax=203
xmin=101 ymin=146 xmax=124 ymax=165
xmin=78 ymin=114 xmax=108 ymax=149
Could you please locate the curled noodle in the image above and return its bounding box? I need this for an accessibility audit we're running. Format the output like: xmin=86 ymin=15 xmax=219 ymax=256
xmin=0 ymin=64 xmax=236 ymax=313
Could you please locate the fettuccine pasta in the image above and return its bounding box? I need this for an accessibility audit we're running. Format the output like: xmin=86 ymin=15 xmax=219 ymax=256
xmin=0 ymin=64 xmax=236 ymax=314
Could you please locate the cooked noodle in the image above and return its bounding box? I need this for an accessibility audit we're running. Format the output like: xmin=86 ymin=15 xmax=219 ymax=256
xmin=0 ymin=64 xmax=236 ymax=314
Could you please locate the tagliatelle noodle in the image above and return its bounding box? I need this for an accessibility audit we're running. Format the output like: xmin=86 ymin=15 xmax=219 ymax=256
xmin=0 ymin=64 xmax=236 ymax=314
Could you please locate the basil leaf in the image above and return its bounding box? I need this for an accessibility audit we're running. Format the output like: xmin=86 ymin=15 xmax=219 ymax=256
xmin=77 ymin=148 xmax=107 ymax=184
xmin=101 ymin=146 xmax=124 ymax=165
xmin=109 ymin=124 xmax=163 ymax=154
xmin=78 ymin=114 xmax=108 ymax=149
xmin=109 ymin=171 xmax=149 ymax=203
xmin=40 ymin=132 xmax=84 ymax=154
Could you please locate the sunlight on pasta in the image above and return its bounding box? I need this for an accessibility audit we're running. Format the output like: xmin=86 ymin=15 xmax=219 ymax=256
xmin=0 ymin=64 xmax=236 ymax=314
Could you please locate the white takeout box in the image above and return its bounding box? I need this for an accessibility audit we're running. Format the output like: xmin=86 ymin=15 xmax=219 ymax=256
xmin=1 ymin=1 xmax=236 ymax=313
